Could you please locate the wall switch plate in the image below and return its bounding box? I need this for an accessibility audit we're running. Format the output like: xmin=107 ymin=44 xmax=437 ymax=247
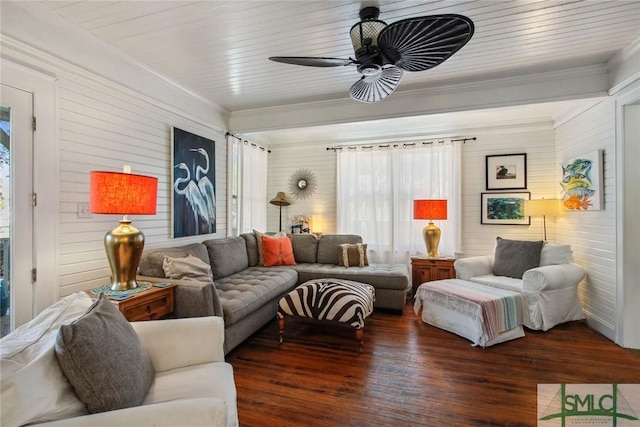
xmin=77 ymin=202 xmax=92 ymax=218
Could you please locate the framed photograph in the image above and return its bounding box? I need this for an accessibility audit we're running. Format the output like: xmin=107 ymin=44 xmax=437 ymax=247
xmin=171 ymin=127 xmax=216 ymax=238
xmin=486 ymin=153 xmax=527 ymax=190
xmin=481 ymin=192 xmax=531 ymax=225
xmin=560 ymin=149 xmax=603 ymax=211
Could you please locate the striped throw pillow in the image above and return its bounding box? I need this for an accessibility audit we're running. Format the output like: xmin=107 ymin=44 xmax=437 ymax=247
xmin=337 ymin=243 xmax=368 ymax=267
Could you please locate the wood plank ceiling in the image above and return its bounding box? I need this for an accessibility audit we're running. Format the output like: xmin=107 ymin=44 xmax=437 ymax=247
xmin=34 ymin=0 xmax=640 ymax=115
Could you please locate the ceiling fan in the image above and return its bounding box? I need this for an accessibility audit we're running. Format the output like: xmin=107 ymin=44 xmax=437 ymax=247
xmin=269 ymin=7 xmax=474 ymax=103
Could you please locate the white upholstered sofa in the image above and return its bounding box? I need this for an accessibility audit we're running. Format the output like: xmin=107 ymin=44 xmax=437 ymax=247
xmin=1 ymin=292 xmax=237 ymax=427
xmin=453 ymin=239 xmax=585 ymax=331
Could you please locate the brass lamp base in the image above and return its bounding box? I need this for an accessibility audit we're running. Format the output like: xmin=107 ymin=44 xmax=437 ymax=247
xmin=422 ymin=222 xmax=441 ymax=258
xmin=105 ymin=219 xmax=145 ymax=291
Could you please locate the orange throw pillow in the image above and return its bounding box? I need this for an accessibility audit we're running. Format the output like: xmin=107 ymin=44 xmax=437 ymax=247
xmin=262 ymin=236 xmax=296 ymax=267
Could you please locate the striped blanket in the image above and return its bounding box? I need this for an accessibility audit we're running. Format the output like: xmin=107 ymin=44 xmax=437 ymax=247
xmin=278 ymin=279 xmax=375 ymax=329
xmin=414 ymin=279 xmax=528 ymax=340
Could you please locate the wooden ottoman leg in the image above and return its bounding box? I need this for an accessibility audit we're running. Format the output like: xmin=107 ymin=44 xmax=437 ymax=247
xmin=278 ymin=317 xmax=285 ymax=343
xmin=356 ymin=327 xmax=364 ymax=353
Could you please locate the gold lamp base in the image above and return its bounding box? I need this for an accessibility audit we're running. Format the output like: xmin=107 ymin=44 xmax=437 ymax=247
xmin=422 ymin=222 xmax=441 ymax=258
xmin=104 ymin=219 xmax=145 ymax=291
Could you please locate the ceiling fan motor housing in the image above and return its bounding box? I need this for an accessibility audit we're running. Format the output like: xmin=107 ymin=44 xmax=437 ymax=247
xmin=357 ymin=63 xmax=381 ymax=76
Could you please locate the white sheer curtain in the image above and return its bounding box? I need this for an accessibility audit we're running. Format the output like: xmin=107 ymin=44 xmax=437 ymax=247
xmin=337 ymin=142 xmax=461 ymax=264
xmin=227 ymin=135 xmax=268 ymax=235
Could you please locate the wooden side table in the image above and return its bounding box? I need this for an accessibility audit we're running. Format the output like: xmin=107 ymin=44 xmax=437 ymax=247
xmin=105 ymin=284 xmax=177 ymax=322
xmin=411 ymin=257 xmax=456 ymax=293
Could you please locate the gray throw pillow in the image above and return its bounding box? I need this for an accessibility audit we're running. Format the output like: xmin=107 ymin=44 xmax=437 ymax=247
xmin=54 ymin=294 xmax=155 ymax=414
xmin=492 ymin=237 xmax=544 ymax=279
xmin=162 ymin=254 xmax=213 ymax=283
xmin=137 ymin=243 xmax=209 ymax=278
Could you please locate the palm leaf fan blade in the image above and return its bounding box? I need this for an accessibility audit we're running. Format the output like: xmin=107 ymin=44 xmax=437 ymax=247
xmin=269 ymin=56 xmax=354 ymax=67
xmin=379 ymin=14 xmax=474 ymax=72
xmin=349 ymin=67 xmax=403 ymax=103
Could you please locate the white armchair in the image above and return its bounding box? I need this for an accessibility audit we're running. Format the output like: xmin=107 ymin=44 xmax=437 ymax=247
xmin=1 ymin=293 xmax=238 ymax=427
xmin=454 ymin=242 xmax=585 ymax=331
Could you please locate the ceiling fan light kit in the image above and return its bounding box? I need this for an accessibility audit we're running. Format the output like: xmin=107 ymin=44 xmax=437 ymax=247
xmin=350 ymin=7 xmax=387 ymax=60
xmin=269 ymin=7 xmax=474 ymax=104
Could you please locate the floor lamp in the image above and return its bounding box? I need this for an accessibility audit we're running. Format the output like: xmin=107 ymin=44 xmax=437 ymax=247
xmin=270 ymin=191 xmax=290 ymax=231
xmin=525 ymin=199 xmax=560 ymax=241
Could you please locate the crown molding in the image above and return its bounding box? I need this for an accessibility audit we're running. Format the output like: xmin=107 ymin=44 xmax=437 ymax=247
xmin=608 ymin=35 xmax=640 ymax=70
xmin=608 ymin=36 xmax=640 ymax=96
xmin=1 ymin=35 xmax=229 ymax=133
xmin=1 ymin=1 xmax=229 ymax=129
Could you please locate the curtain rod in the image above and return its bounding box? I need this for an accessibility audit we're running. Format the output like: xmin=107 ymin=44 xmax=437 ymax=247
xmin=326 ymin=137 xmax=476 ymax=152
xmin=226 ymin=132 xmax=271 ymax=153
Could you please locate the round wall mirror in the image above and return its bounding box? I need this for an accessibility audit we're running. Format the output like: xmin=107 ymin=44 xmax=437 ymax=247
xmin=289 ymin=169 xmax=317 ymax=199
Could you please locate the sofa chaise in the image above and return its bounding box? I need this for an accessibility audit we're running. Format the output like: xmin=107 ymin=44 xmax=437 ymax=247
xmin=137 ymin=233 xmax=410 ymax=353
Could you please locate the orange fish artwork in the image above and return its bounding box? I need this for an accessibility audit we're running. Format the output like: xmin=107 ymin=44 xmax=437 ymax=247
xmin=563 ymin=195 xmax=592 ymax=210
xmin=560 ymin=151 xmax=602 ymax=211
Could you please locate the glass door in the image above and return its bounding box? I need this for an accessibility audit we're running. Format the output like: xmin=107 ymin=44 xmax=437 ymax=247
xmin=0 ymin=84 xmax=34 ymax=337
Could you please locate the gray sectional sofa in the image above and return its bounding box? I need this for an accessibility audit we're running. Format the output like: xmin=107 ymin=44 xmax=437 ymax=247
xmin=137 ymin=233 xmax=410 ymax=353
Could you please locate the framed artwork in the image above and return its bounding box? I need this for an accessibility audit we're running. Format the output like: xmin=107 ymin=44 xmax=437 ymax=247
xmin=560 ymin=149 xmax=603 ymax=211
xmin=486 ymin=153 xmax=527 ymax=190
xmin=481 ymin=192 xmax=531 ymax=225
xmin=171 ymin=127 xmax=216 ymax=238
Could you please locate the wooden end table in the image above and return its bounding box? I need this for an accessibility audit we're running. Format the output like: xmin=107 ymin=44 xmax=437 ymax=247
xmin=89 ymin=283 xmax=177 ymax=322
xmin=411 ymin=257 xmax=456 ymax=294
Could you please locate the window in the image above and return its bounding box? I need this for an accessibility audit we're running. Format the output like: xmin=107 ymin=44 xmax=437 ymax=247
xmin=337 ymin=142 xmax=461 ymax=264
xmin=227 ymin=135 xmax=268 ymax=235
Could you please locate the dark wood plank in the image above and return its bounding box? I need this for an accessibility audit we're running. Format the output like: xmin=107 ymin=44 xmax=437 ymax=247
xmin=226 ymin=302 xmax=640 ymax=426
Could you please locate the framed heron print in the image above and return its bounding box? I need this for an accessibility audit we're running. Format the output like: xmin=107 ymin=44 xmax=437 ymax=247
xmin=171 ymin=127 xmax=216 ymax=238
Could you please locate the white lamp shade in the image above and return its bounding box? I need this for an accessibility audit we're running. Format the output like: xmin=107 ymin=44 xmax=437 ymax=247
xmin=525 ymin=199 xmax=560 ymax=216
xmin=312 ymin=215 xmax=323 ymax=233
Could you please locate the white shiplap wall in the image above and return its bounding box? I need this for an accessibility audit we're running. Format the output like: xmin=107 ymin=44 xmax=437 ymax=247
xmin=268 ymin=124 xmax=558 ymax=253
xmin=57 ymin=73 xmax=228 ymax=296
xmin=459 ymin=125 xmax=558 ymax=256
xmin=555 ymin=99 xmax=617 ymax=340
xmin=1 ymin=42 xmax=229 ymax=298
xmin=267 ymin=145 xmax=336 ymax=233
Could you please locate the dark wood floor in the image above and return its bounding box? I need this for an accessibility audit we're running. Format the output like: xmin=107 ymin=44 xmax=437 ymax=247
xmin=226 ymin=301 xmax=640 ymax=427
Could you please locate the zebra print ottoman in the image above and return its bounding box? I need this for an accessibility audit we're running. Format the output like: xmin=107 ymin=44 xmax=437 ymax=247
xmin=277 ymin=279 xmax=375 ymax=353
